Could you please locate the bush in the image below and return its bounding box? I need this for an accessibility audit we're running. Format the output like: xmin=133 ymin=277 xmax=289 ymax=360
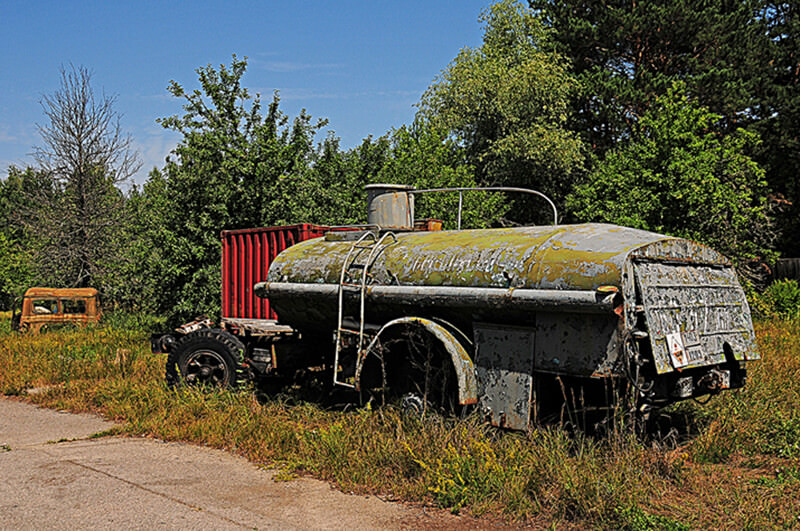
xmin=101 ymin=310 xmax=167 ymax=333
xmin=751 ymin=279 xmax=800 ymax=319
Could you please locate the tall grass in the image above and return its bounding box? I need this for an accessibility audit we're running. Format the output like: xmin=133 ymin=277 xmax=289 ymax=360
xmin=1 ymin=314 xmax=799 ymax=528
xmin=689 ymin=319 xmax=800 ymax=461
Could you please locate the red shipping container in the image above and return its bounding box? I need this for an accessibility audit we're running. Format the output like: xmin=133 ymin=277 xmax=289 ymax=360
xmin=221 ymin=224 xmax=348 ymax=320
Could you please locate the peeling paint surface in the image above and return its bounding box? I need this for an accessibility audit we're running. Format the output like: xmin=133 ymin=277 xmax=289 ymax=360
xmin=633 ymin=259 xmax=759 ymax=374
xmin=474 ymin=324 xmax=535 ymax=430
xmin=268 ymin=223 xmax=672 ymax=291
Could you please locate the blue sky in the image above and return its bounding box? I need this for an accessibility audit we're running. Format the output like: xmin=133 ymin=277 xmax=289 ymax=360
xmin=0 ymin=1 xmax=490 ymax=185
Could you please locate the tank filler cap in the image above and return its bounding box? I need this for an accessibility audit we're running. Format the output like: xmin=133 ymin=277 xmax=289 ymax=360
xmin=365 ymin=184 xmax=416 ymax=230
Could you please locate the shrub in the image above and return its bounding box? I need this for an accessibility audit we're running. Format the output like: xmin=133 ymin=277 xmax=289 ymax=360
xmin=751 ymin=279 xmax=800 ymax=319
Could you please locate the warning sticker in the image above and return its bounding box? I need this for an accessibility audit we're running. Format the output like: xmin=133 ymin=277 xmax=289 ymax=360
xmin=666 ymin=332 xmax=687 ymax=368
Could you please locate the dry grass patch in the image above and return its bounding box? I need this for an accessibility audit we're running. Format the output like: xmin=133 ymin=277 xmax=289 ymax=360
xmin=2 ymin=315 xmax=799 ymax=528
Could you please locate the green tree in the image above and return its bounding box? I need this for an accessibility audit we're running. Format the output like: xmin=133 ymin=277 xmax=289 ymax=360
xmin=530 ymin=0 xmax=773 ymax=151
xmin=568 ymin=85 xmax=775 ymax=270
xmin=0 ymin=233 xmax=31 ymax=310
xmin=135 ymin=56 xmax=360 ymax=321
xmin=420 ymin=0 xmax=584 ymax=219
xmin=755 ymin=2 xmax=800 ymax=255
xmin=532 ymin=0 xmax=798 ymax=255
xmin=372 ymin=121 xmax=507 ymax=229
xmin=0 ymin=168 xmax=37 ymax=308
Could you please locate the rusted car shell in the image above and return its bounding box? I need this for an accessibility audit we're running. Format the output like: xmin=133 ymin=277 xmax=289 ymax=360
xmin=17 ymin=287 xmax=101 ymax=333
xmin=262 ymin=223 xmax=758 ymax=378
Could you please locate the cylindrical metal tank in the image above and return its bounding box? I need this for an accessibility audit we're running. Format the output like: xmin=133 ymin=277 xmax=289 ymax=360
xmin=257 ymin=223 xmax=758 ymax=378
xmin=266 ymin=223 xmax=666 ymax=289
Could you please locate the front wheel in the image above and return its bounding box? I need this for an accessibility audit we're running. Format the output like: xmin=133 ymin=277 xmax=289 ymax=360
xmin=166 ymin=329 xmax=245 ymax=388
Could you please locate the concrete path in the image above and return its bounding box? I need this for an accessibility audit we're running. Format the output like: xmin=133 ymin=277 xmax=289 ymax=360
xmin=0 ymin=397 xmax=506 ymax=530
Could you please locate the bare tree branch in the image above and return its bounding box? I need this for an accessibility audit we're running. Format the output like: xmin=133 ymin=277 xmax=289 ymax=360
xmin=19 ymin=65 xmax=141 ymax=291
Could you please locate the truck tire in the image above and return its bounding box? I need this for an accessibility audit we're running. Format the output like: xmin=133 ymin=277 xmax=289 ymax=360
xmin=381 ymin=325 xmax=460 ymax=417
xmin=166 ymin=329 xmax=246 ymax=389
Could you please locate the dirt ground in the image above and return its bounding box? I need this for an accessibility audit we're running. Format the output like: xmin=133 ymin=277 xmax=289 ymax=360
xmin=0 ymin=397 xmax=514 ymax=530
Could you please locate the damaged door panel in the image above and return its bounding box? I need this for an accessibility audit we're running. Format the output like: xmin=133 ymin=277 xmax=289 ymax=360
xmin=633 ymin=259 xmax=758 ymax=374
xmin=474 ymin=323 xmax=536 ymax=430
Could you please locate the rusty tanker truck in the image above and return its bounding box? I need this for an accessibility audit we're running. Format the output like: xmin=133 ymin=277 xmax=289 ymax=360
xmin=155 ymin=184 xmax=759 ymax=429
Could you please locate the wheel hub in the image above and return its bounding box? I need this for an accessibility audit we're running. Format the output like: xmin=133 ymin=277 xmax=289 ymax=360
xmin=184 ymin=350 xmax=229 ymax=386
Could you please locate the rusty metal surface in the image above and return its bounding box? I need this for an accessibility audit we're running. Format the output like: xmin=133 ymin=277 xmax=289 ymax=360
xmin=22 ymin=287 xmax=99 ymax=299
xmin=473 ymin=323 xmax=535 ymax=430
xmin=221 ymin=318 xmax=296 ymax=337
xmin=633 ymin=260 xmax=759 ymax=374
xmin=19 ymin=287 xmax=101 ymax=333
xmin=365 ymin=184 xmax=415 ymax=229
xmin=265 ymin=222 xmax=757 ymax=381
xmin=267 ymin=223 xmax=669 ymax=291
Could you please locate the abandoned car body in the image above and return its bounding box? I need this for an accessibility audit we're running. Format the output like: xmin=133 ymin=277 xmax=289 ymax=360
xmin=12 ymin=287 xmax=101 ymax=333
xmin=159 ymin=185 xmax=758 ymax=430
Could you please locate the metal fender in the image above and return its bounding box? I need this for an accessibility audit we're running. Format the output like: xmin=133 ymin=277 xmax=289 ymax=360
xmin=355 ymin=316 xmax=478 ymax=405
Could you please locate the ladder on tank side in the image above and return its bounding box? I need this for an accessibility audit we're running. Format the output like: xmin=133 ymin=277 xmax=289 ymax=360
xmin=333 ymin=231 xmax=397 ymax=388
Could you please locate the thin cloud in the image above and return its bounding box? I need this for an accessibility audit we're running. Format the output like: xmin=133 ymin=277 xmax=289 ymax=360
xmin=0 ymin=126 xmax=18 ymax=144
xmin=128 ymin=132 xmax=179 ymax=187
xmin=251 ymin=58 xmax=344 ymax=73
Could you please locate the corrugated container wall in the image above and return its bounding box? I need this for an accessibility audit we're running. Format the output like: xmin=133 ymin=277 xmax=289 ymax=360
xmin=221 ymin=224 xmax=345 ymax=320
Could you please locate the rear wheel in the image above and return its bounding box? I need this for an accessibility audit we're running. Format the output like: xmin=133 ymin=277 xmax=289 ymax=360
xmin=366 ymin=324 xmax=461 ymax=417
xmin=166 ymin=329 xmax=246 ymax=388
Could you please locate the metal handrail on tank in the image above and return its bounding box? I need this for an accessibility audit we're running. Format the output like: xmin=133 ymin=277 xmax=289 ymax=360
xmin=409 ymin=187 xmax=559 ymax=228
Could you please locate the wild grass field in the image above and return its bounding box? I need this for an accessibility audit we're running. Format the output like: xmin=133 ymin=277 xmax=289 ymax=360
xmin=1 ymin=312 xmax=799 ymax=529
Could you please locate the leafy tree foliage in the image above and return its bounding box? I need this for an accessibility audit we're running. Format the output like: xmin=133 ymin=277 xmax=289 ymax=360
xmin=0 ymin=233 xmax=31 ymax=309
xmin=420 ymin=0 xmax=584 ymax=217
xmin=128 ymin=53 xmax=513 ymax=322
xmin=754 ymin=2 xmax=800 ymax=255
xmin=532 ymin=0 xmax=798 ymax=255
xmin=370 ymin=121 xmax=507 ymax=229
xmin=530 ymin=0 xmax=772 ymax=149
xmin=568 ymin=85 xmax=775 ymax=270
xmin=0 ymin=168 xmax=36 ymax=308
xmin=132 ymin=57 xmax=364 ymax=321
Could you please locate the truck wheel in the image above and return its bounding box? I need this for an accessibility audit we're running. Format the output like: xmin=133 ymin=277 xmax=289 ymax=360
xmin=382 ymin=325 xmax=460 ymax=417
xmin=166 ymin=329 xmax=246 ymax=388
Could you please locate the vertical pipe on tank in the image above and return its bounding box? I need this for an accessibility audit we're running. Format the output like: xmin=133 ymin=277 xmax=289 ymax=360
xmin=457 ymin=192 xmax=463 ymax=230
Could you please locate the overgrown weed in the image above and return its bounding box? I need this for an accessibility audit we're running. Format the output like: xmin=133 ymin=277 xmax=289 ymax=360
xmin=688 ymin=318 xmax=800 ymax=461
xmin=2 ymin=315 xmax=799 ymax=527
